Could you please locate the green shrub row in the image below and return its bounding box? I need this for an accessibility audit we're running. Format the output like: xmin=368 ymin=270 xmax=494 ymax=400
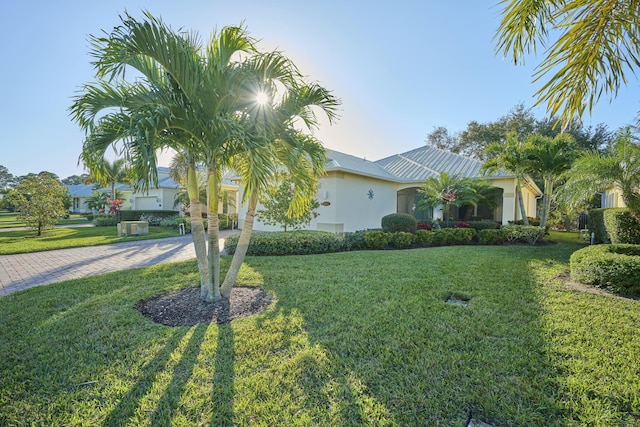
xmin=174 ymin=214 xmax=236 ymax=232
xmin=436 ymin=220 xmax=501 ymax=230
xmin=570 ymin=244 xmax=640 ymax=296
xmin=224 ymin=231 xmax=344 ymax=256
xmin=120 ymin=210 xmax=179 ymax=222
xmin=223 ymin=226 xmax=542 ymax=256
xmin=587 ymin=208 xmax=640 ymax=244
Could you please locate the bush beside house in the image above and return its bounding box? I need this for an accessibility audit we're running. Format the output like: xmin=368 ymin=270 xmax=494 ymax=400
xmin=570 ymin=244 xmax=640 ymax=296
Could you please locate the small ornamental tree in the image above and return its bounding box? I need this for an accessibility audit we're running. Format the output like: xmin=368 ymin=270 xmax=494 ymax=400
xmin=256 ymin=175 xmax=320 ymax=231
xmin=13 ymin=174 xmax=67 ymax=236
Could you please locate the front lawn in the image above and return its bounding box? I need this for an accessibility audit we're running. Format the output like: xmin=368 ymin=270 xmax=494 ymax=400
xmin=0 ymin=226 xmax=179 ymax=254
xmin=0 ymin=233 xmax=638 ymax=425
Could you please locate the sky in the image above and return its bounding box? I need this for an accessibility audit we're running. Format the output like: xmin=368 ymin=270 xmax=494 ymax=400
xmin=1 ymin=1 xmax=639 ymax=180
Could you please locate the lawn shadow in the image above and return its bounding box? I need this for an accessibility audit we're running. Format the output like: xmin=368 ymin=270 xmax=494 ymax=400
xmin=240 ymin=246 xmax=569 ymax=426
xmin=210 ymin=302 xmax=235 ymax=426
xmin=102 ymin=327 xmax=188 ymax=427
xmin=150 ymin=324 xmax=208 ymax=426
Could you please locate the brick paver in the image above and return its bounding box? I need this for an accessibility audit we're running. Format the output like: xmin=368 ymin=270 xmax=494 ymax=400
xmin=0 ymin=231 xmax=238 ymax=297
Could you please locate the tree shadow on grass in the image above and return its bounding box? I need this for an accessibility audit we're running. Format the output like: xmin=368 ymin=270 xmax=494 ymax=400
xmin=210 ymin=303 xmax=235 ymax=426
xmin=102 ymin=327 xmax=188 ymax=427
xmin=150 ymin=324 xmax=208 ymax=426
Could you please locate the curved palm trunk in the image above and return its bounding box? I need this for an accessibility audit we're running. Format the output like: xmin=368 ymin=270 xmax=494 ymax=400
xmin=516 ymin=178 xmax=530 ymax=226
xmin=206 ymin=169 xmax=222 ymax=302
xmin=186 ymin=164 xmax=209 ymax=296
xmin=221 ymin=191 xmax=258 ymax=298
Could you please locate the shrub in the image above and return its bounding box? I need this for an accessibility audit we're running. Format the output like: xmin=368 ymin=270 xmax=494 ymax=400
xmin=86 ymin=214 xmax=94 ymax=221
xmin=414 ymin=230 xmax=434 ymax=247
xmin=432 ymin=228 xmax=476 ymax=246
xmin=342 ymin=230 xmax=367 ymax=251
xmin=501 ymin=225 xmax=545 ymax=245
xmin=602 ymin=208 xmax=640 ymax=244
xmin=570 ymin=244 xmax=640 ymax=296
xmin=588 ymin=208 xmax=608 ymax=243
xmin=508 ymin=217 xmax=540 ymax=226
xmin=389 ymin=231 xmax=414 ymax=249
xmin=92 ymin=214 xmax=118 ymax=227
xmin=365 ymin=230 xmax=390 ymax=250
xmin=381 ymin=213 xmax=418 ymax=233
xmin=465 ymin=221 xmax=501 ymax=230
xmin=417 ymin=222 xmax=432 ymax=231
xmin=224 ymin=231 xmax=343 ymax=256
xmin=120 ymin=210 xmax=179 ymax=222
xmin=478 ymin=229 xmax=507 ymax=245
xmin=159 ymin=216 xmax=179 ymax=228
xmin=456 ymin=221 xmax=470 ymax=228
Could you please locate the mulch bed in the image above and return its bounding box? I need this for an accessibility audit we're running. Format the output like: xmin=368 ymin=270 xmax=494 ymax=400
xmin=135 ymin=286 xmax=273 ymax=327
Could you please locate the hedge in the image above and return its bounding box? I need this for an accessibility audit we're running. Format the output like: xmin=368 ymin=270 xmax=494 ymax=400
xmin=224 ymin=230 xmax=344 ymax=256
xmin=570 ymin=244 xmax=640 ymax=296
xmin=381 ymin=213 xmax=418 ymax=233
xmin=501 ymin=225 xmax=545 ymax=245
xmin=120 ymin=210 xmax=179 ymax=222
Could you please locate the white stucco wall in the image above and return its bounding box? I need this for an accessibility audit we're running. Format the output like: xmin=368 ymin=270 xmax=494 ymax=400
xmin=237 ymin=171 xmax=397 ymax=232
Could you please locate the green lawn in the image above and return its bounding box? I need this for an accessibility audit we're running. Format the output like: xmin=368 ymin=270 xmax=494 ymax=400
xmin=1 ymin=232 xmax=638 ymax=426
xmin=0 ymin=213 xmax=90 ymax=229
xmin=0 ymin=226 xmax=179 ymax=254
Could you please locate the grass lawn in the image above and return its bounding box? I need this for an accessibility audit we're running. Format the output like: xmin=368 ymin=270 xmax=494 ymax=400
xmin=0 ymin=226 xmax=179 ymax=255
xmin=1 ymin=232 xmax=639 ymax=426
xmin=0 ymin=213 xmax=90 ymax=229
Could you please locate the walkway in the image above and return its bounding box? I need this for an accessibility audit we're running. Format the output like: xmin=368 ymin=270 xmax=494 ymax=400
xmin=0 ymin=230 xmax=239 ymax=297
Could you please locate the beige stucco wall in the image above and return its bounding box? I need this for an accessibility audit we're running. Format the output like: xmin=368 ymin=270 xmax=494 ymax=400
xmin=237 ymin=171 xmax=397 ymax=232
xmin=488 ymin=177 xmax=540 ymax=224
xmin=602 ymin=184 xmax=625 ymax=208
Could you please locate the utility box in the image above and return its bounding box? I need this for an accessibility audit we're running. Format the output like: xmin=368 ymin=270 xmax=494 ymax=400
xmin=118 ymin=221 xmax=149 ymax=237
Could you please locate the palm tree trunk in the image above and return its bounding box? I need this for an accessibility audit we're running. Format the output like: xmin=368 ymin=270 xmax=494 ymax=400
xmin=206 ymin=169 xmax=222 ymax=302
xmin=221 ymin=191 xmax=258 ymax=298
xmin=186 ymin=164 xmax=209 ymax=297
xmin=540 ymin=178 xmax=553 ymax=228
xmin=516 ymin=178 xmax=530 ymax=226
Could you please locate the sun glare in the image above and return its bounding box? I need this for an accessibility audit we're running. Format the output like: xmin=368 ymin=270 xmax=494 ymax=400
xmin=256 ymin=91 xmax=269 ymax=105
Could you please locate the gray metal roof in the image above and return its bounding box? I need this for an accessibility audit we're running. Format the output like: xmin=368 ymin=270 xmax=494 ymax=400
xmin=326 ymin=145 xmax=509 ymax=183
xmin=326 ymin=150 xmax=400 ymax=181
xmin=65 ymin=184 xmax=95 ymax=197
xmin=375 ymin=145 xmax=508 ymax=182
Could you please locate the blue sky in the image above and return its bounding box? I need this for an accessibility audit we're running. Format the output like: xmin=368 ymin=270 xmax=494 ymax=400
xmin=2 ymin=1 xmax=639 ymax=179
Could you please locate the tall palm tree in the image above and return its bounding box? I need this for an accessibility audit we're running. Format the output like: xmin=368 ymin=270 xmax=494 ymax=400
xmin=70 ymin=12 xmax=285 ymax=302
xmin=220 ymin=78 xmax=339 ymax=297
xmin=481 ymin=132 xmax=531 ymax=225
xmin=418 ymin=171 xmax=477 ymax=223
xmin=525 ymin=133 xmax=576 ymax=228
xmin=561 ymin=128 xmax=640 ymax=220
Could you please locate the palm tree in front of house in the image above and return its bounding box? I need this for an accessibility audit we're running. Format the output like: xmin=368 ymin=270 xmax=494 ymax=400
xmin=481 ymin=132 xmax=531 ymax=225
xmin=525 ymin=133 xmax=576 ymax=228
xmin=418 ymin=171 xmax=478 ymax=224
xmin=560 ymin=128 xmax=640 ymax=220
xmin=220 ymin=76 xmax=339 ymax=297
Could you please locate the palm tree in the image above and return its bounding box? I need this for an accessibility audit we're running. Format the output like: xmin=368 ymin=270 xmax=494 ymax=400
xmin=71 ymin=12 xmax=259 ymax=301
xmin=560 ymin=128 xmax=640 ymax=220
xmin=418 ymin=171 xmax=477 ymax=223
xmin=94 ymin=158 xmax=129 ymax=200
xmin=481 ymin=132 xmax=531 ymax=225
xmin=496 ymin=0 xmax=640 ymax=128
xmin=525 ymin=133 xmax=576 ymax=228
xmin=220 ymin=77 xmax=339 ymax=297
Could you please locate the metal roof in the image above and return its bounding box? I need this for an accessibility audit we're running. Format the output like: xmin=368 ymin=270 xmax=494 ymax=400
xmin=326 ymin=150 xmax=400 ymax=181
xmin=375 ymin=145 xmax=509 ymax=182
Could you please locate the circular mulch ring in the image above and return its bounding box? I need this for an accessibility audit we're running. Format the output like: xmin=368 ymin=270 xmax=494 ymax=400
xmin=135 ymin=286 xmax=273 ymax=327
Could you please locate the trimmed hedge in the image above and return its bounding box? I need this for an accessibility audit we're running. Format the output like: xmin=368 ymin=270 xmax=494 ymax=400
xmin=501 ymin=225 xmax=545 ymax=245
xmin=224 ymin=230 xmax=343 ymax=256
xmin=478 ymin=229 xmax=507 ymax=245
xmin=381 ymin=213 xmax=418 ymax=233
xmin=570 ymin=244 xmax=640 ymax=296
xmin=588 ymin=208 xmax=640 ymax=244
xmin=120 ymin=210 xmax=179 ymax=222
xmin=92 ymin=214 xmax=118 ymax=227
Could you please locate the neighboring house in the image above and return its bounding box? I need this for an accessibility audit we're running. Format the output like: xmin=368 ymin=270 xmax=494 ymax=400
xmin=238 ymin=145 xmax=542 ymax=232
xmin=66 ymin=167 xmax=239 ymax=215
xmin=601 ymin=184 xmax=625 ymax=208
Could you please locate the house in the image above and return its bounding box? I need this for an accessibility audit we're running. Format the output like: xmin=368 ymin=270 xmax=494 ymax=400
xmin=237 ymin=145 xmax=542 ymax=232
xmin=66 ymin=167 xmax=239 ymax=215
